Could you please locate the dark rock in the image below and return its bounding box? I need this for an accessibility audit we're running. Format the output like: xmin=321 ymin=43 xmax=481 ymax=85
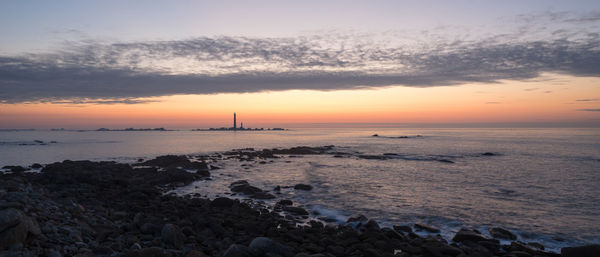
xmin=0 ymin=208 xmax=39 ymax=250
xmin=414 ymin=223 xmax=440 ymax=233
xmin=489 ymin=227 xmax=517 ymax=240
xmin=138 ymin=247 xmax=169 ymax=257
xmin=211 ymin=197 xmax=235 ymax=207
xmin=393 ymin=225 xmax=412 ymax=233
xmin=185 ymin=250 xmax=209 ymax=257
xmin=277 ymin=200 xmax=293 ymax=206
xmin=140 ymin=223 xmax=162 ymax=235
xmin=363 ymin=219 xmax=380 ymax=231
xmin=249 ymin=237 xmax=294 ymax=257
xmin=161 ymin=224 xmax=185 ymax=248
xmin=346 ymin=214 xmax=368 ymax=223
xmin=481 ymin=152 xmax=497 ymax=156
xmin=283 ymin=206 xmax=309 ymax=216
xmin=452 ymin=228 xmax=488 ymax=242
xmin=30 ymin=163 xmax=43 ymax=169
xmin=223 ymin=244 xmax=255 ymax=257
xmin=251 ymin=192 xmax=276 ymax=199
xmin=2 ymin=166 xmax=28 ymax=172
xmin=372 ymin=134 xmax=379 ymax=137
xmin=294 ymin=184 xmax=313 ymax=191
xmin=526 ymin=242 xmax=544 ymax=250
xmin=561 ymin=244 xmax=600 ymax=257
xmin=437 ymin=159 xmax=455 ymax=163
xmin=137 ymin=155 xmax=209 ymax=172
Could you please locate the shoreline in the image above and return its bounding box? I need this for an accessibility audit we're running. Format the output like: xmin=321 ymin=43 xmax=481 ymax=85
xmin=1 ymin=146 xmax=598 ymax=257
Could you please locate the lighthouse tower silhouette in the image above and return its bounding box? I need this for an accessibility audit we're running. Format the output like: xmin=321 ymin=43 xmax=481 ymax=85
xmin=233 ymin=112 xmax=237 ymax=130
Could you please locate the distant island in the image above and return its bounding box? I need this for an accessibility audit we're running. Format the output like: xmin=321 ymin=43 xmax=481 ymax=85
xmin=195 ymin=112 xmax=286 ymax=131
xmin=96 ymin=127 xmax=170 ymax=131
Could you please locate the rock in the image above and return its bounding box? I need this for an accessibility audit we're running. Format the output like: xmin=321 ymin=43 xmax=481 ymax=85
xmin=251 ymin=192 xmax=276 ymax=199
xmin=414 ymin=223 xmax=440 ymax=233
xmin=526 ymin=242 xmax=544 ymax=250
xmin=223 ymin=244 xmax=255 ymax=257
xmin=393 ymin=225 xmax=412 ymax=233
xmin=481 ymin=152 xmax=497 ymax=156
xmin=283 ymin=206 xmax=309 ymax=216
xmin=0 ymin=208 xmax=39 ymax=250
xmin=277 ymin=200 xmax=293 ymax=206
xmin=139 ymin=247 xmax=169 ymax=257
xmin=372 ymin=134 xmax=379 ymax=137
xmin=294 ymin=184 xmax=313 ymax=191
xmin=489 ymin=227 xmax=517 ymax=240
xmin=363 ymin=219 xmax=380 ymax=231
xmin=140 ymin=223 xmax=162 ymax=235
xmin=30 ymin=163 xmax=43 ymax=169
xmin=249 ymin=237 xmax=294 ymax=257
xmin=211 ymin=197 xmax=235 ymax=207
xmin=452 ymin=228 xmax=488 ymax=242
xmin=46 ymin=249 xmax=62 ymax=257
xmin=161 ymin=224 xmax=185 ymax=248
xmin=561 ymin=244 xmax=600 ymax=257
xmin=2 ymin=166 xmax=28 ymax=173
xmin=347 ymin=214 xmax=368 ymax=223
xmin=438 ymin=159 xmax=455 ymax=163
xmin=185 ymin=250 xmax=209 ymax=257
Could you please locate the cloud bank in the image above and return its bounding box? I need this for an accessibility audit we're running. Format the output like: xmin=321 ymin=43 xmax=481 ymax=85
xmin=1 ymin=12 xmax=599 ymax=104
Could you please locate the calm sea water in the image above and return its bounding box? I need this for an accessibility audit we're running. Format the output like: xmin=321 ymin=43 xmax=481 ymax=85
xmin=1 ymin=128 xmax=599 ymax=251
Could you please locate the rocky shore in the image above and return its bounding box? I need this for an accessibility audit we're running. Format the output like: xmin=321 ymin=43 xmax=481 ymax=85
xmin=1 ymin=146 xmax=598 ymax=257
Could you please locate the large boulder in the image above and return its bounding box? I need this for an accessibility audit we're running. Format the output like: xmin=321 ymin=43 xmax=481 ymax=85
xmin=223 ymin=244 xmax=255 ymax=257
xmin=452 ymin=228 xmax=488 ymax=242
xmin=561 ymin=244 xmax=600 ymax=257
xmin=488 ymin=227 xmax=517 ymax=240
xmin=293 ymin=184 xmax=313 ymax=190
xmin=0 ymin=208 xmax=40 ymax=250
xmin=161 ymin=224 xmax=185 ymax=248
xmin=249 ymin=237 xmax=294 ymax=257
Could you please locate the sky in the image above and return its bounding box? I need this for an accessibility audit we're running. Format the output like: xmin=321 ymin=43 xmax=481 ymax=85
xmin=1 ymin=0 xmax=599 ymax=129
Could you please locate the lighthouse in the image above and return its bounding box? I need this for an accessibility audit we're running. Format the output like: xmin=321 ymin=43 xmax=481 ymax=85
xmin=233 ymin=112 xmax=237 ymax=130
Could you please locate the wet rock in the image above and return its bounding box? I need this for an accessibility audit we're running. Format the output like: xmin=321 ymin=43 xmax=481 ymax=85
xmin=161 ymin=224 xmax=185 ymax=248
xmin=481 ymin=152 xmax=497 ymax=156
xmin=230 ymin=181 xmax=262 ymax=195
xmin=561 ymin=244 xmax=600 ymax=257
xmin=277 ymin=200 xmax=293 ymax=206
xmin=223 ymin=244 xmax=255 ymax=257
xmin=283 ymin=206 xmax=309 ymax=216
xmin=489 ymin=227 xmax=517 ymax=240
xmin=414 ymin=223 xmax=440 ymax=233
xmin=185 ymin=250 xmax=209 ymax=257
xmin=438 ymin=159 xmax=455 ymax=163
xmin=393 ymin=225 xmax=412 ymax=233
xmin=363 ymin=219 xmax=380 ymax=231
xmin=30 ymin=163 xmax=43 ymax=169
xmin=452 ymin=228 xmax=488 ymax=242
xmin=294 ymin=184 xmax=313 ymax=191
xmin=2 ymin=166 xmax=28 ymax=173
xmin=346 ymin=214 xmax=368 ymax=223
xmin=211 ymin=197 xmax=235 ymax=208
xmin=249 ymin=237 xmax=294 ymax=257
xmin=137 ymin=155 xmax=209 ymax=171
xmin=526 ymin=242 xmax=544 ymax=250
xmin=250 ymin=192 xmax=276 ymax=199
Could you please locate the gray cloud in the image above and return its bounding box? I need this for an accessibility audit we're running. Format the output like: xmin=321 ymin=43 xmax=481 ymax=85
xmin=577 ymin=108 xmax=600 ymax=111
xmin=576 ymin=99 xmax=600 ymax=102
xmin=1 ymin=13 xmax=600 ymax=103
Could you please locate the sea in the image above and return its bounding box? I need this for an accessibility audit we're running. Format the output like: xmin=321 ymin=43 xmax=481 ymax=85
xmin=1 ymin=127 xmax=599 ymax=252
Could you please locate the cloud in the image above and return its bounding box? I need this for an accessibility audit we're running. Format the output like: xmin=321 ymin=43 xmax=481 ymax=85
xmin=576 ymin=99 xmax=600 ymax=102
xmin=577 ymin=108 xmax=600 ymax=111
xmin=1 ymin=12 xmax=600 ymax=103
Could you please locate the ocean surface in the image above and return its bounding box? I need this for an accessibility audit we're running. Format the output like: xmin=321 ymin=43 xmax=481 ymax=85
xmin=1 ymin=128 xmax=599 ymax=252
